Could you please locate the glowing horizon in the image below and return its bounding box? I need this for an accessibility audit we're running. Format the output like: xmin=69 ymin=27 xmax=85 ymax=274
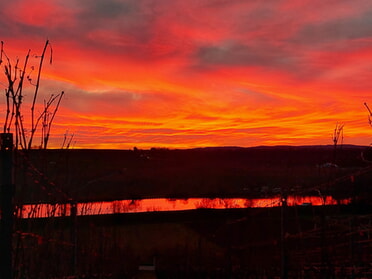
xmin=1 ymin=0 xmax=372 ymax=149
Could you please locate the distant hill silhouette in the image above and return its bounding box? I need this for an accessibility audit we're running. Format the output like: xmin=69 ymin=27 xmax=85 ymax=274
xmin=11 ymin=145 xmax=371 ymax=204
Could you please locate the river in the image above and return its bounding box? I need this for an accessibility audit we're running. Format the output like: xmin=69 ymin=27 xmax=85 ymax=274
xmin=17 ymin=195 xmax=350 ymax=218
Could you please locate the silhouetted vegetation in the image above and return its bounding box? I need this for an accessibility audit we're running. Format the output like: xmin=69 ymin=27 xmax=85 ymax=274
xmin=1 ymin=40 xmax=64 ymax=150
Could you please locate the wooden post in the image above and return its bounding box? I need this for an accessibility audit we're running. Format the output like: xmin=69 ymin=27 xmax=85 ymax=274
xmin=0 ymin=133 xmax=14 ymax=279
xmin=70 ymin=201 xmax=77 ymax=276
xmin=281 ymin=194 xmax=288 ymax=279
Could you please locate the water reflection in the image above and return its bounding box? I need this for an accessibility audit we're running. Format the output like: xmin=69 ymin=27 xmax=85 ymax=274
xmin=17 ymin=196 xmax=350 ymax=219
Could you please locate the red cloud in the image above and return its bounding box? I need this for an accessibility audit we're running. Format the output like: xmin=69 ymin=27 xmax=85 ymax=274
xmin=1 ymin=0 xmax=371 ymax=148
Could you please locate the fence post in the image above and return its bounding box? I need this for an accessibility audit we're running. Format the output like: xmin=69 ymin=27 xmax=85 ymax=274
xmin=0 ymin=133 xmax=14 ymax=279
xmin=70 ymin=200 xmax=77 ymax=276
xmin=281 ymin=194 xmax=288 ymax=279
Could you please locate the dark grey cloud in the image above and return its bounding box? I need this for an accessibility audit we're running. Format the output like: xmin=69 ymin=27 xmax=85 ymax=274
xmin=77 ymin=0 xmax=141 ymax=24
xmin=76 ymin=0 xmax=153 ymax=37
xmin=196 ymin=40 xmax=298 ymax=71
xmin=87 ymin=0 xmax=132 ymax=18
xmin=291 ymin=10 xmax=372 ymax=46
xmin=60 ymin=88 xmax=144 ymax=115
xmin=0 ymin=0 xmax=156 ymax=54
xmin=0 ymin=10 xmax=45 ymax=40
xmin=53 ymin=81 xmax=183 ymax=118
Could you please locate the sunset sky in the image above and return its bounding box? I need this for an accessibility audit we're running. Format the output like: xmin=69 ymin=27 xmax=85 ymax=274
xmin=1 ymin=0 xmax=372 ymax=149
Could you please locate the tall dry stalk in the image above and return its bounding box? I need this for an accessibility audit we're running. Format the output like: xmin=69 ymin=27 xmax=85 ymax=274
xmin=332 ymin=123 xmax=344 ymax=147
xmin=364 ymin=102 xmax=372 ymax=127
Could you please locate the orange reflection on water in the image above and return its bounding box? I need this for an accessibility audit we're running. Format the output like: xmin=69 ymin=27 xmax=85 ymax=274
xmin=18 ymin=196 xmax=351 ymax=219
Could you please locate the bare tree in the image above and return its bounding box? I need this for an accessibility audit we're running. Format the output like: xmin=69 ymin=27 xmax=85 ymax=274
xmin=1 ymin=40 xmax=64 ymax=149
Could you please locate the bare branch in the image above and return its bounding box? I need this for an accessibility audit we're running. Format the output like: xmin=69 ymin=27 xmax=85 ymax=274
xmin=61 ymin=130 xmax=74 ymax=149
xmin=0 ymin=41 xmax=3 ymax=65
xmin=43 ymin=91 xmax=64 ymax=149
xmin=30 ymin=40 xmax=50 ymax=148
xmin=364 ymin=102 xmax=372 ymax=127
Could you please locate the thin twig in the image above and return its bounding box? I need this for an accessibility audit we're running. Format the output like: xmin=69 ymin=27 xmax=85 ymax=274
xmin=44 ymin=91 xmax=64 ymax=149
xmin=66 ymin=134 xmax=74 ymax=149
xmin=4 ymin=89 xmax=10 ymax=133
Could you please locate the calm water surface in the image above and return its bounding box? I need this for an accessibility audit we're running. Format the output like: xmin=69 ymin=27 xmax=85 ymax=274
xmin=18 ymin=196 xmax=350 ymax=219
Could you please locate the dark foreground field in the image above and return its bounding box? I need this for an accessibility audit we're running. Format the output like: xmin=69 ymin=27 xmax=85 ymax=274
xmin=16 ymin=205 xmax=372 ymax=278
xmin=4 ymin=145 xmax=372 ymax=278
